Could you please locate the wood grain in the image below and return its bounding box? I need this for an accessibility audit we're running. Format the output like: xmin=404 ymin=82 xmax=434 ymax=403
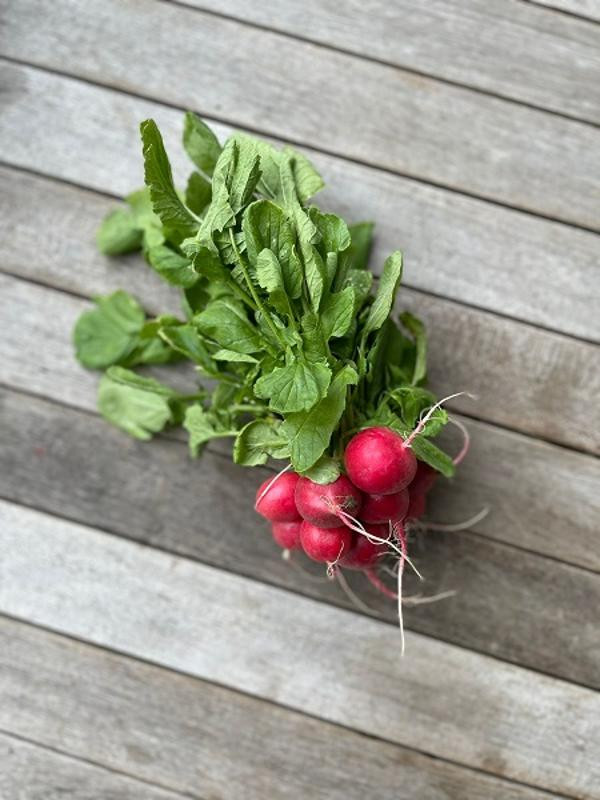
xmin=1 ymin=499 xmax=599 ymax=797
xmin=2 ymin=0 xmax=600 ymax=229
xmin=0 ymin=618 xmax=560 ymax=800
xmin=3 ymin=375 xmax=599 ymax=575
xmin=2 ymin=67 xmax=599 ymax=342
xmin=2 ymin=386 xmax=600 ymax=688
xmin=179 ymin=0 xmax=600 ymax=124
xmin=0 ymin=734 xmax=187 ymax=800
xmin=531 ymin=0 xmax=600 ymax=22
xmin=2 ymin=242 xmax=599 ymax=456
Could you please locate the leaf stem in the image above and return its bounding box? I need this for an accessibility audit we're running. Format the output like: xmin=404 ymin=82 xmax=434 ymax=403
xmin=229 ymin=229 xmax=287 ymax=350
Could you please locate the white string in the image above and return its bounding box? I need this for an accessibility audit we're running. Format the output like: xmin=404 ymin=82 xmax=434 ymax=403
xmin=254 ymin=463 xmax=292 ymax=512
xmin=404 ymin=391 xmax=475 ymax=448
xmin=336 ymin=569 xmax=376 ymax=614
xmin=449 ymin=416 xmax=471 ymax=466
xmin=336 ymin=509 xmax=423 ymax=580
xmin=425 ymin=506 xmax=490 ymax=532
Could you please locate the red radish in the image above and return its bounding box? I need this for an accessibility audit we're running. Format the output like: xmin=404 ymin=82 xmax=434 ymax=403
xmin=295 ymin=475 xmax=362 ymax=529
xmin=255 ymin=472 xmax=300 ymax=522
xmin=340 ymin=525 xmax=388 ymax=569
xmin=361 ymin=489 xmax=409 ymax=524
xmin=410 ymin=461 xmax=437 ymax=495
xmin=406 ymin=491 xmax=427 ymax=520
xmin=344 ymin=427 xmax=416 ymax=495
xmin=271 ymin=520 xmax=302 ymax=550
xmin=300 ymin=520 xmax=352 ymax=562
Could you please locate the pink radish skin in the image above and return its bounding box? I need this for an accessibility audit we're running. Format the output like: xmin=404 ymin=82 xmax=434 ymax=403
xmin=406 ymin=491 xmax=427 ymax=520
xmin=255 ymin=472 xmax=300 ymax=522
xmin=300 ymin=520 xmax=353 ymax=563
xmin=344 ymin=427 xmax=417 ymax=495
xmin=271 ymin=520 xmax=302 ymax=550
xmin=340 ymin=525 xmax=388 ymax=569
xmin=410 ymin=462 xmax=437 ymax=495
xmin=295 ymin=476 xmax=362 ymax=529
xmin=361 ymin=489 xmax=409 ymax=524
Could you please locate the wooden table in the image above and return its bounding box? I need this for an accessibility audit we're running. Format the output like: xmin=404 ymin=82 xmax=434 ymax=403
xmin=1 ymin=1 xmax=599 ymax=797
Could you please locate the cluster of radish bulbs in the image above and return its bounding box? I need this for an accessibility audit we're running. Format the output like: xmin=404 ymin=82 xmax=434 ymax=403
xmin=255 ymin=426 xmax=437 ymax=574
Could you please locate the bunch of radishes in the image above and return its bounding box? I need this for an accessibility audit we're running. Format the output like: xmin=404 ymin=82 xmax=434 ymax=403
xmin=256 ymin=425 xmax=437 ymax=574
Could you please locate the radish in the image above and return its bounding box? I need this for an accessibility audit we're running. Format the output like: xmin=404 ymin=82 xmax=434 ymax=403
xmin=295 ymin=475 xmax=362 ymax=529
xmin=361 ymin=489 xmax=409 ymax=524
xmin=340 ymin=525 xmax=388 ymax=569
xmin=406 ymin=491 xmax=426 ymax=520
xmin=300 ymin=520 xmax=352 ymax=562
xmin=410 ymin=461 xmax=437 ymax=495
xmin=255 ymin=471 xmax=300 ymax=522
xmin=344 ymin=427 xmax=416 ymax=495
xmin=271 ymin=520 xmax=302 ymax=550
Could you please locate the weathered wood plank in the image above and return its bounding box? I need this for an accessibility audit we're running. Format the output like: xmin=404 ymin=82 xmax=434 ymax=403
xmin=180 ymin=0 xmax=600 ymax=124
xmin=1 ymin=500 xmax=599 ymax=797
xmin=532 ymin=0 xmax=600 ymax=22
xmin=3 ymin=70 xmax=599 ymax=342
xmin=2 ymin=1 xmax=600 ymax=230
xmin=0 ymin=734 xmax=187 ymax=800
xmin=2 ymin=385 xmax=599 ymax=688
xmin=0 ymin=618 xmax=559 ymax=800
xmin=2 ymin=238 xmax=598 ymax=457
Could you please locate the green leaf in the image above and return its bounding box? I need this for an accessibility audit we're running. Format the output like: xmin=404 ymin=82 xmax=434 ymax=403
xmin=409 ymin=436 xmax=455 ymax=478
xmin=345 ymin=269 xmax=373 ymax=308
xmin=146 ymin=245 xmax=198 ymax=288
xmin=140 ymin=119 xmax=199 ymax=237
xmin=254 ymin=249 xmax=291 ymax=316
xmin=213 ymin=349 xmax=258 ymax=363
xmin=320 ymin=287 xmax=355 ymax=339
xmin=96 ymin=208 xmax=143 ymax=255
xmin=347 ymin=222 xmax=374 ymax=270
xmin=214 ymin=135 xmax=262 ymax=213
xmin=185 ymin=172 xmax=212 ymax=216
xmin=282 ymin=364 xmax=358 ymax=472
xmin=253 ymin=139 xmax=284 ymax=199
xmin=183 ymin=405 xmax=236 ymax=457
xmin=400 ymin=311 xmax=427 ymax=386
xmin=302 ymin=456 xmax=341 ymax=484
xmin=98 ymin=367 xmax=175 ymax=440
xmin=125 ymin=188 xmax=165 ymax=249
xmin=195 ymin=298 xmax=262 ymax=354
xmin=128 ymin=336 xmax=180 ymax=367
xmin=243 ymin=200 xmax=301 ymax=298
xmin=73 ymin=291 xmax=145 ymax=369
xmin=233 ymin=419 xmax=290 ymax=466
xmin=300 ymin=311 xmax=328 ymax=362
xmin=282 ymin=146 xmax=324 ymax=203
xmin=363 ymin=250 xmax=403 ymax=338
xmin=182 ymin=112 xmax=222 ymax=176
xmin=279 ymin=156 xmax=324 ymax=311
xmin=255 ymin=360 xmax=331 ymax=413
xmin=159 ymin=324 xmax=219 ymax=375
xmin=309 ymin=209 xmax=351 ymax=256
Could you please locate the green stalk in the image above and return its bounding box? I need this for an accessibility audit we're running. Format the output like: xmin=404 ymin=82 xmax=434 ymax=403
xmin=229 ymin=230 xmax=287 ymax=350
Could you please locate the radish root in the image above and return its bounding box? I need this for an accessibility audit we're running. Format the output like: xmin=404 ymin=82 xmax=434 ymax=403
xmin=404 ymin=391 xmax=474 ymax=448
xmin=254 ymin=463 xmax=292 ymax=512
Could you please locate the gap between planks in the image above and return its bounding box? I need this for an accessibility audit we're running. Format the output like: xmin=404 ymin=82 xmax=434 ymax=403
xmin=1 ymin=0 xmax=600 ymax=231
xmin=0 ymin=616 xmax=570 ymax=800
xmin=522 ymin=0 xmax=600 ymax=24
xmin=1 ymin=61 xmax=599 ymax=343
xmin=2 ymin=267 xmax=600 ymax=569
xmin=0 ymin=731 xmax=198 ymax=800
xmin=2 ymin=384 xmax=600 ymax=692
xmin=0 ymin=498 xmax=599 ymax=798
xmin=163 ymin=0 xmax=600 ymax=126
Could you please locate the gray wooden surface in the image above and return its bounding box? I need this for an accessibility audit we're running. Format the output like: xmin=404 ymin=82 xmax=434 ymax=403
xmin=0 ymin=1 xmax=599 ymax=797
